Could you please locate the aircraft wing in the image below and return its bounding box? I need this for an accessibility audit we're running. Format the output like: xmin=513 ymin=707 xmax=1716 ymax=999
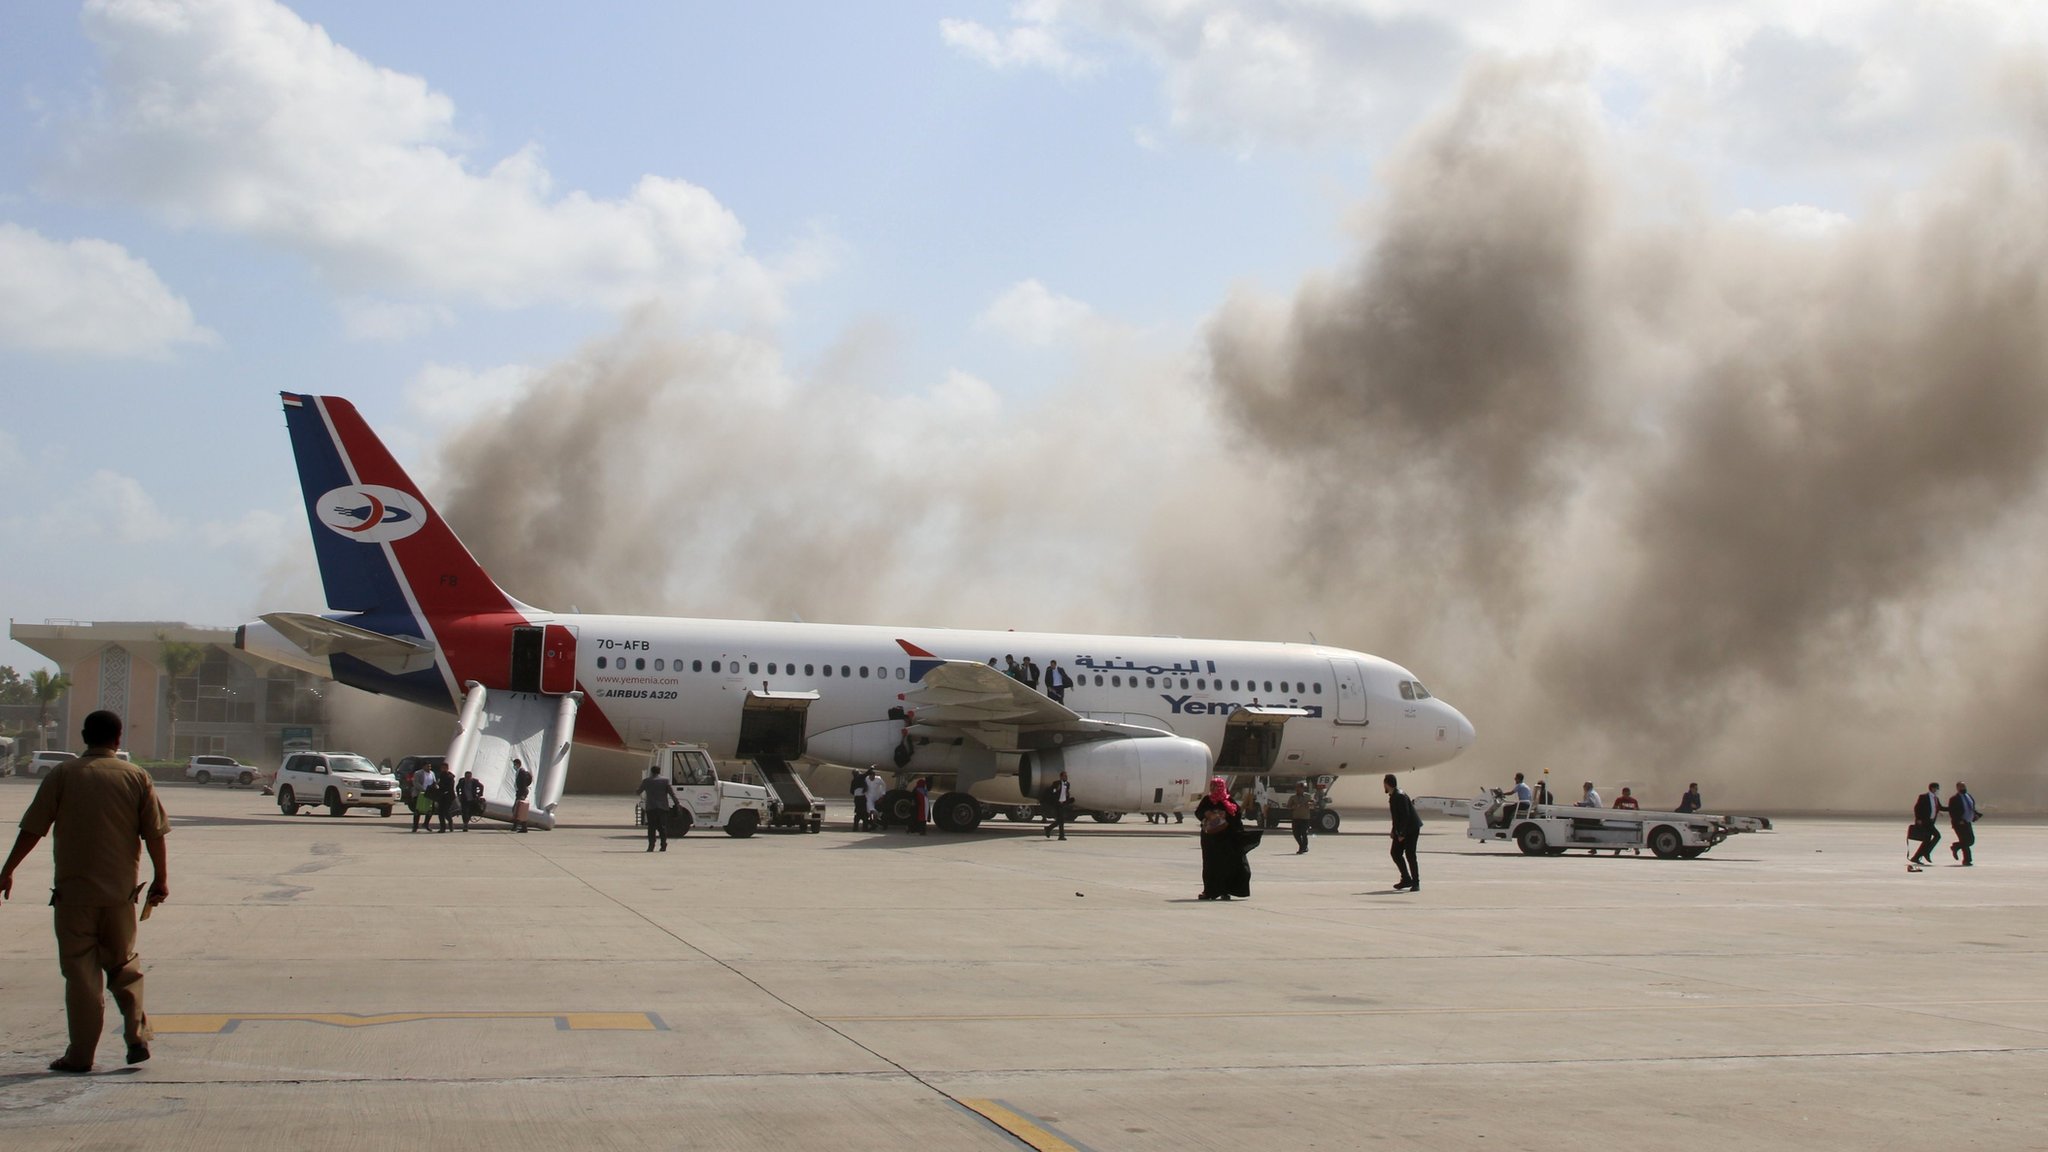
xmin=905 ymin=659 xmax=1079 ymax=729
xmin=902 ymin=653 xmax=1172 ymax=751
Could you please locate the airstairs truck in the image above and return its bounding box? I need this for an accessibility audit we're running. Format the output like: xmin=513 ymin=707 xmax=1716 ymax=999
xmin=1415 ymin=789 xmax=1770 ymax=858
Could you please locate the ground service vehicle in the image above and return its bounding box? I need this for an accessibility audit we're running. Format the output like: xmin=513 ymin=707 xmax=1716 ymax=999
xmin=187 ymin=754 xmax=258 ymax=786
xmin=274 ymin=751 xmax=401 ymax=817
xmin=1416 ymin=790 xmax=1770 ymax=858
xmin=638 ymin=743 xmax=773 ymax=838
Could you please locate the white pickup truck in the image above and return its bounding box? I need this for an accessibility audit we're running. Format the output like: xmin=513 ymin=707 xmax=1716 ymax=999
xmin=274 ymin=751 xmax=401 ymax=818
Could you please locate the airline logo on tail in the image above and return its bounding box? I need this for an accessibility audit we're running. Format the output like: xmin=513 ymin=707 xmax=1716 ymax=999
xmin=316 ymin=485 xmax=426 ymax=542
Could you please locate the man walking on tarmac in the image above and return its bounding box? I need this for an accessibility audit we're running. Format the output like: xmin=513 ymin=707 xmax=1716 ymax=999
xmin=1289 ymin=782 xmax=1314 ymax=853
xmin=1386 ymin=773 xmax=1422 ymax=892
xmin=1045 ymin=771 xmax=1073 ymax=841
xmin=0 ymin=710 xmax=171 ymax=1072
xmin=512 ymin=759 xmax=534 ymax=832
xmin=1908 ymin=782 xmax=1943 ymax=870
xmin=1949 ymin=783 xmax=1980 ymax=866
xmin=639 ymin=766 xmax=682 ymax=852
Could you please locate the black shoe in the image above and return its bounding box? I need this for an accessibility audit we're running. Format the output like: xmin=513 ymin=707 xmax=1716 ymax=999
xmin=1058 ymin=835 xmax=1066 ymax=841
xmin=646 ymin=846 xmax=654 ymax=852
xmin=660 ymin=844 xmax=667 ymax=852
xmin=126 ymin=1042 xmax=150 ymax=1065
xmin=1393 ymin=879 xmax=1413 ymax=890
xmin=48 ymin=1057 xmax=91 ymax=1074
xmin=1217 ymin=895 xmax=1232 ymax=901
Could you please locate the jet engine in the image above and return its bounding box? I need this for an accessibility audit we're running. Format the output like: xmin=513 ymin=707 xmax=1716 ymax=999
xmin=1017 ymin=737 xmax=1211 ymax=811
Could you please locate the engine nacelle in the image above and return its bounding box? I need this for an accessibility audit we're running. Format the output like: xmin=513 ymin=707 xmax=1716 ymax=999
xmin=1018 ymin=737 xmax=1211 ymax=811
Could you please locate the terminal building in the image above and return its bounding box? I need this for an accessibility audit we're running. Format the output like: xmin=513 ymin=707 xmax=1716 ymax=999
xmin=9 ymin=620 xmax=331 ymax=764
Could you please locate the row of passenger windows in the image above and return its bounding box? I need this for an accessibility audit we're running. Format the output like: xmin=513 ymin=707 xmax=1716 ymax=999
xmin=592 ymin=654 xmax=1322 ymax=697
xmin=596 ymin=655 xmax=906 ymax=679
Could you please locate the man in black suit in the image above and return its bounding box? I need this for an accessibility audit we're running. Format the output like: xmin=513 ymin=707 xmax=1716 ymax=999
xmin=1386 ymin=773 xmax=1422 ymax=892
xmin=1908 ymin=782 xmax=1943 ymax=871
xmin=1044 ymin=771 xmax=1072 ymax=841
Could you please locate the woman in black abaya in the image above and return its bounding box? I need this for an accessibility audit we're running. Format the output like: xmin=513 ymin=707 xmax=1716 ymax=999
xmin=1196 ymin=777 xmax=1251 ymax=900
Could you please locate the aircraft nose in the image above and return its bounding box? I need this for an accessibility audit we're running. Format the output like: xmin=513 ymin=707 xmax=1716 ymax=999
xmin=1447 ymin=703 xmax=1475 ymax=752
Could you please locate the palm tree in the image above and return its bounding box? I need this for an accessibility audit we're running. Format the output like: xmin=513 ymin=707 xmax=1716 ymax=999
xmin=157 ymin=634 xmax=205 ymax=761
xmin=30 ymin=669 xmax=71 ymax=749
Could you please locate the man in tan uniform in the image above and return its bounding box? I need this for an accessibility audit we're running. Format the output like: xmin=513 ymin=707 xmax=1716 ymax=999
xmin=0 ymin=710 xmax=171 ymax=1072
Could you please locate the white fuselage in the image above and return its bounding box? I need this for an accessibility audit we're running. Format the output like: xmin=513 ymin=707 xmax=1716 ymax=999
xmin=546 ymin=614 xmax=1473 ymax=782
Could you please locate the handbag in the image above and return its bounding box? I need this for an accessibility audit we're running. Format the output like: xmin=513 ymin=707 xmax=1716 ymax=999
xmin=414 ymin=793 xmax=436 ymax=815
xmin=1906 ymin=822 xmax=1928 ymax=841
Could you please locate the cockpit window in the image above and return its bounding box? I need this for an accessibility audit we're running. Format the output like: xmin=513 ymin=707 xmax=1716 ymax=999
xmin=1414 ymin=682 xmax=1432 ymax=699
xmin=1399 ymin=681 xmax=1416 ymax=701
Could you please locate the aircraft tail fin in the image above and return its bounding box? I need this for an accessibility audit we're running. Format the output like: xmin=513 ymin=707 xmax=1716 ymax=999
xmin=280 ymin=392 xmax=522 ymax=625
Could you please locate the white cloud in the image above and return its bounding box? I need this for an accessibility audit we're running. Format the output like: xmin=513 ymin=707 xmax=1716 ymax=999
xmin=976 ymin=278 xmax=1095 ymax=346
xmin=337 ymin=298 xmax=454 ymax=342
xmin=941 ymin=2 xmax=1092 ymax=77
xmin=66 ymin=0 xmax=781 ymax=320
xmin=0 ymin=222 xmax=214 ymax=358
xmin=943 ymin=1 xmax=2041 ymax=177
xmin=405 ymin=361 xmax=538 ymax=434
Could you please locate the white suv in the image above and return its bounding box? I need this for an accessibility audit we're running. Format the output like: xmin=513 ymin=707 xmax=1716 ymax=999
xmin=26 ymin=750 xmax=78 ymax=778
xmin=275 ymin=751 xmax=400 ymax=818
xmin=186 ymin=754 xmax=257 ymax=786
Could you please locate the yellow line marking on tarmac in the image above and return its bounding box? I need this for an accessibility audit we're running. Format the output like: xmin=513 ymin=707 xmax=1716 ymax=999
xmin=155 ymin=1011 xmax=667 ymax=1034
xmin=958 ymin=1099 xmax=1081 ymax=1152
xmin=827 ymin=996 xmax=2048 ymax=1025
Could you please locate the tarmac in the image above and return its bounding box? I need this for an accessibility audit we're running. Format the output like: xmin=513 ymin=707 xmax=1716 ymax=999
xmin=2 ymin=779 xmax=2044 ymax=1150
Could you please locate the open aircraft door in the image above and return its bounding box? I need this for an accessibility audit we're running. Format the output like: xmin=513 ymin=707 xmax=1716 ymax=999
xmin=736 ymin=690 xmax=818 ymax=759
xmin=1218 ymin=705 xmax=1309 ymax=772
xmin=540 ymin=625 xmax=577 ymax=694
xmin=1329 ymin=659 xmax=1369 ymax=725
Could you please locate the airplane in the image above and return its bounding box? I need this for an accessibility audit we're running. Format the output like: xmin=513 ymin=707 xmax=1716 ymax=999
xmin=239 ymin=392 xmax=1474 ymax=831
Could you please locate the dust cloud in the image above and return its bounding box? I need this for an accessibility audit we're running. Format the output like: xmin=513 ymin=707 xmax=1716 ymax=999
xmin=347 ymin=57 xmax=2048 ymax=812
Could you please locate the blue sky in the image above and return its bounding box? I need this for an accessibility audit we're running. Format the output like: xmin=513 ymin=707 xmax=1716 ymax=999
xmin=1 ymin=0 xmax=2037 ymax=675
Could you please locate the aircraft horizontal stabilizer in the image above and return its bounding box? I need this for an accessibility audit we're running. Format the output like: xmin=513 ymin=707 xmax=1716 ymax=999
xmin=259 ymin=612 xmax=436 ymax=662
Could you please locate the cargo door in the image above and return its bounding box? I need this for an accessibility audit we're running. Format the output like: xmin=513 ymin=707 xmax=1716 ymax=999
xmin=1329 ymin=659 xmax=1368 ymax=725
xmin=541 ymin=624 xmax=578 ymax=694
xmin=1218 ymin=705 xmax=1308 ymax=771
xmin=737 ymin=690 xmax=818 ymax=758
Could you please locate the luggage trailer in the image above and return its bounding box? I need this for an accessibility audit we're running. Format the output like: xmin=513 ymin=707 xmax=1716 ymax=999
xmin=1414 ymin=790 xmax=1771 ymax=858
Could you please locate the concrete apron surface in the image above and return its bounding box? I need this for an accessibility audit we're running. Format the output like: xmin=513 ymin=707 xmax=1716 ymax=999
xmin=1 ymin=779 xmax=2043 ymax=1150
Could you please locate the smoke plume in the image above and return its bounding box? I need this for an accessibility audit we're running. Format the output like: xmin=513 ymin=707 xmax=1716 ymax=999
xmin=343 ymin=56 xmax=2048 ymax=811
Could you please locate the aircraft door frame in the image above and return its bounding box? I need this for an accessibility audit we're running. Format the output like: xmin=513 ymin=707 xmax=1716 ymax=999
xmin=509 ymin=627 xmax=543 ymax=693
xmin=1330 ymin=660 xmax=1368 ymax=725
xmin=540 ymin=624 xmax=578 ymax=694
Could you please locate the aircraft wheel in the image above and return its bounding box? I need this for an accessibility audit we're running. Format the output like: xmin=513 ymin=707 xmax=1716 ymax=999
xmin=279 ymin=786 xmax=298 ymax=816
xmin=1313 ymin=809 xmax=1341 ymax=834
xmin=726 ymin=809 xmax=760 ymax=838
xmin=1515 ymin=823 xmax=1548 ymax=855
xmin=1090 ymin=811 xmax=1125 ymax=823
xmin=935 ymin=792 xmax=982 ymax=833
xmin=1648 ymin=825 xmax=1683 ymax=859
xmin=878 ymin=789 xmax=916 ymax=826
xmin=1003 ymin=809 xmax=1030 ymax=822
